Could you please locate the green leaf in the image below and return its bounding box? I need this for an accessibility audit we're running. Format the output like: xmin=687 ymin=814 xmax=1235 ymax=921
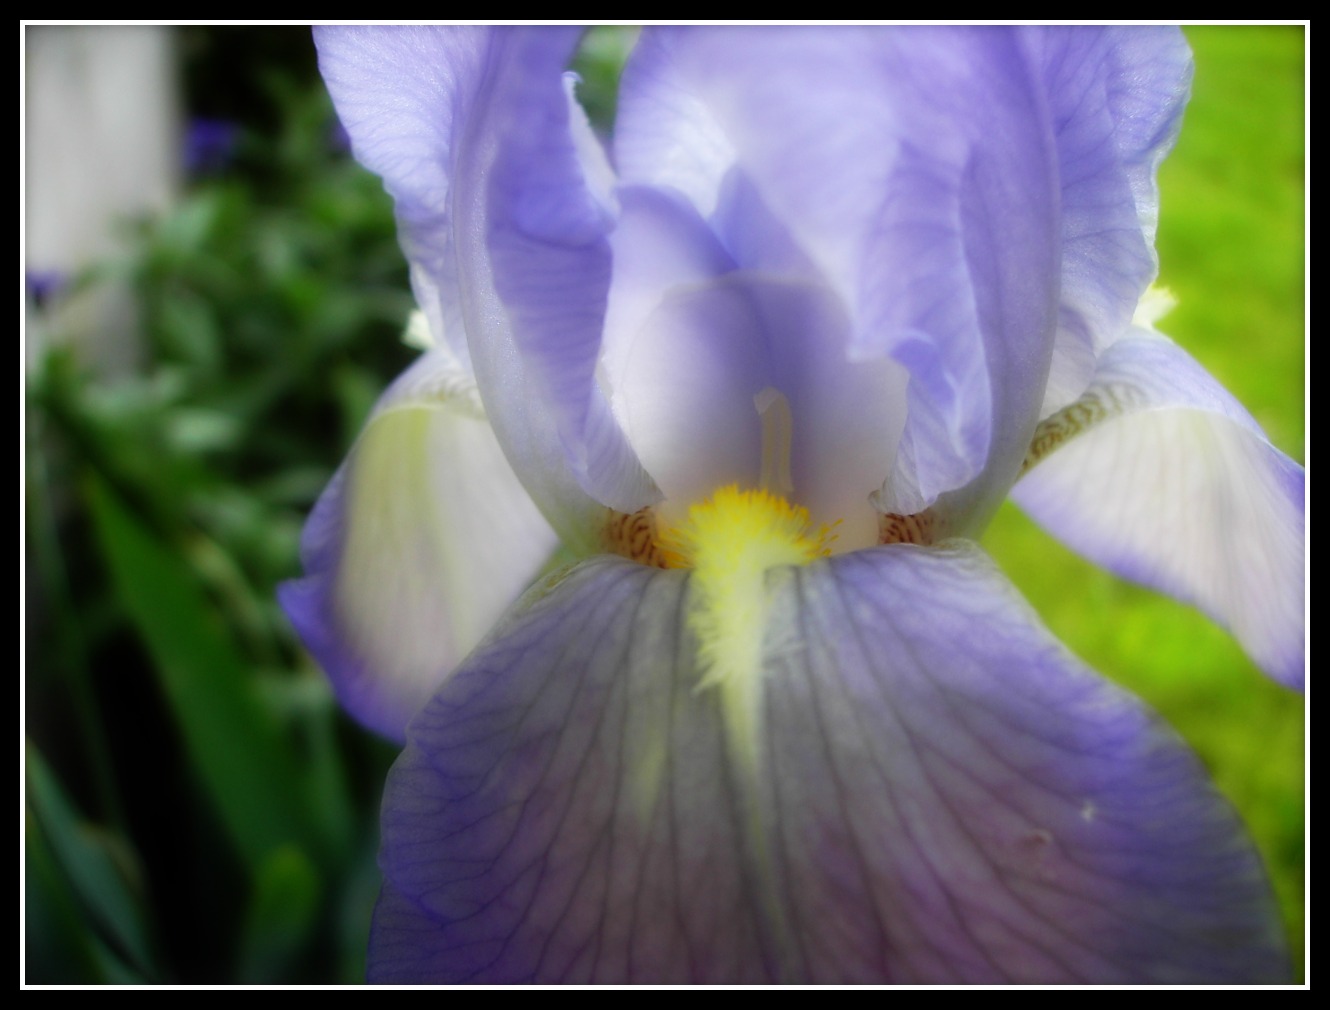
xmin=236 ymin=845 xmax=321 ymax=983
xmin=25 ymin=745 xmax=156 ymax=981
xmin=86 ymin=476 xmax=314 ymax=873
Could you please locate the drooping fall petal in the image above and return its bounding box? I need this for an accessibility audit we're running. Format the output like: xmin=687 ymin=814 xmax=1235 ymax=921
xmin=370 ymin=545 xmax=1286 ymax=983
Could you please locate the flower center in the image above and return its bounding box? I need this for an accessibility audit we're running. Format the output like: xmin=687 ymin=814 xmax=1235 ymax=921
xmin=658 ymin=484 xmax=835 ymax=786
xmin=603 ymin=390 xmax=839 ymax=776
xmin=601 ymin=388 xmax=842 ymax=567
xmin=658 ymin=484 xmax=834 ymax=573
xmin=599 ymin=390 xmax=854 ymax=814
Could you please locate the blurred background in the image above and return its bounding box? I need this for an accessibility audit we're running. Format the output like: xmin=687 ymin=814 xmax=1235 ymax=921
xmin=22 ymin=26 xmax=1305 ymax=984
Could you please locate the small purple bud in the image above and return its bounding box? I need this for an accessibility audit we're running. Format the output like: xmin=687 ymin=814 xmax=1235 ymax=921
xmin=26 ymin=268 xmax=69 ymax=309
xmin=184 ymin=117 xmax=240 ymax=176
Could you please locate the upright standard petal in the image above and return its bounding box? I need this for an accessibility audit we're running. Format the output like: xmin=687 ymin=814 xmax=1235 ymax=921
xmin=369 ymin=547 xmax=1286 ymax=983
xmin=1031 ymin=28 xmax=1193 ymax=415
xmin=1013 ymin=331 xmax=1305 ymax=688
xmin=279 ymin=344 xmax=558 ymax=741
xmin=615 ymin=27 xmax=1063 ymax=528
xmin=315 ymin=26 xmax=487 ymax=371
xmin=317 ymin=26 xmax=653 ymax=539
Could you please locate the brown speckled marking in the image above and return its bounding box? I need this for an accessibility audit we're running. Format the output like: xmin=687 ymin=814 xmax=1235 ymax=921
xmin=1021 ymin=397 xmax=1104 ymax=475
xmin=1022 ymin=381 xmax=1146 ymax=476
xmin=878 ymin=510 xmax=936 ymax=546
xmin=603 ymin=507 xmax=671 ymax=568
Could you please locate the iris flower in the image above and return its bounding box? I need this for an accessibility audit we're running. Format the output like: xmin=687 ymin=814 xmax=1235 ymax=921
xmin=283 ymin=26 xmax=1304 ymax=983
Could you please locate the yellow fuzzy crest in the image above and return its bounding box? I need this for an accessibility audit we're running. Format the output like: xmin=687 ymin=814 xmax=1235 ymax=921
xmin=658 ymin=486 xmax=834 ymax=769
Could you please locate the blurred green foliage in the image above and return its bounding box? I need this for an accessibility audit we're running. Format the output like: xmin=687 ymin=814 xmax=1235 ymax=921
xmin=26 ymin=27 xmax=406 ymax=982
xmin=24 ymin=26 xmax=1305 ymax=984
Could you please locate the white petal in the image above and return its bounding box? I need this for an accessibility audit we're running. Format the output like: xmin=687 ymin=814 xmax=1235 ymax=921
xmin=280 ymin=347 xmax=559 ymax=740
xmin=1013 ymin=332 xmax=1305 ymax=688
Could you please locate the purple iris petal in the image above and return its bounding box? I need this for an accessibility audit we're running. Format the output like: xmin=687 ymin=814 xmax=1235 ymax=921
xmin=317 ymin=26 xmax=656 ymax=530
xmin=1013 ymin=331 xmax=1306 ymax=688
xmin=615 ymin=28 xmax=1064 ymax=527
xmin=1032 ymin=28 xmax=1192 ymax=415
xmin=288 ymin=26 xmax=1303 ymax=984
xmin=370 ymin=550 xmax=1286 ymax=983
xmin=606 ymin=259 xmax=903 ymax=548
xmin=315 ymin=27 xmax=488 ymax=373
